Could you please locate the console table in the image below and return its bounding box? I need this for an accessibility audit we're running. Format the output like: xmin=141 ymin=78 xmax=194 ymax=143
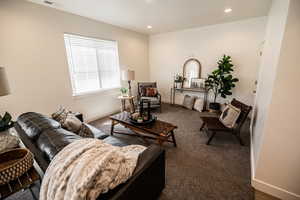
xmin=170 ymin=87 xmax=208 ymax=111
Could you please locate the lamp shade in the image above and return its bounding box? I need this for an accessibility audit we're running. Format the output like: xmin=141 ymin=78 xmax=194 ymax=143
xmin=122 ymin=69 xmax=135 ymax=81
xmin=0 ymin=67 xmax=10 ymax=97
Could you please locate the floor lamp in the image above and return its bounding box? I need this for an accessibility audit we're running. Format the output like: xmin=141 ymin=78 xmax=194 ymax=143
xmin=122 ymin=69 xmax=135 ymax=97
xmin=0 ymin=67 xmax=12 ymax=132
xmin=0 ymin=67 xmax=10 ymax=98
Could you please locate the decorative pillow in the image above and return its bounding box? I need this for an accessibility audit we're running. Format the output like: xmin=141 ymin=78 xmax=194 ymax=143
xmin=77 ymin=124 xmax=94 ymax=138
xmin=52 ymin=108 xmax=82 ymax=135
xmin=182 ymin=95 xmax=196 ymax=110
xmin=145 ymin=87 xmax=158 ymax=97
xmin=193 ymin=98 xmax=204 ymax=112
xmin=219 ymin=104 xmax=241 ymax=128
xmin=51 ymin=107 xmax=69 ymax=124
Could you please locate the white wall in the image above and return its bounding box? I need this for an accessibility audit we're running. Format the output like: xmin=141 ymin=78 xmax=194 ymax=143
xmin=0 ymin=0 xmax=149 ymax=121
xmin=252 ymin=0 xmax=300 ymax=199
xmin=149 ymin=17 xmax=267 ymax=106
xmin=251 ymin=0 xmax=290 ymax=172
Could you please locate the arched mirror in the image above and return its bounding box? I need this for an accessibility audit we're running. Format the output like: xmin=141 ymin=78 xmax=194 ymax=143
xmin=183 ymin=58 xmax=201 ymax=88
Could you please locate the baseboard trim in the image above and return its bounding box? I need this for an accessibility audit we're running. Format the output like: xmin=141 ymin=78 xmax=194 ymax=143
xmin=252 ymin=178 xmax=300 ymax=200
xmin=250 ymin=123 xmax=256 ymax=180
xmin=250 ymin=123 xmax=300 ymax=200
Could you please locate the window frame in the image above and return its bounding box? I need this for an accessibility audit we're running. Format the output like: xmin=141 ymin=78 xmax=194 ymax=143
xmin=64 ymin=33 xmax=121 ymax=97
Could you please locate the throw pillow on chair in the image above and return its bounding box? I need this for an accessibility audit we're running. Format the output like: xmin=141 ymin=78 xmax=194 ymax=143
xmin=145 ymin=87 xmax=158 ymax=97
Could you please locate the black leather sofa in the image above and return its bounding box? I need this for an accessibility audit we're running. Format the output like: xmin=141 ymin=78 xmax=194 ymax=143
xmin=14 ymin=112 xmax=165 ymax=200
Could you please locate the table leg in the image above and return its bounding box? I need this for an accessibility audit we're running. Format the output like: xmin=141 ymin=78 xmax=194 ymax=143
xmin=172 ymin=88 xmax=175 ymax=105
xmin=110 ymin=120 xmax=115 ymax=135
xmin=129 ymin=99 xmax=135 ymax=113
xmin=29 ymin=186 xmax=37 ymax=200
xmin=170 ymin=88 xmax=173 ymax=104
xmin=171 ymin=131 xmax=177 ymax=147
xmin=121 ymin=99 xmax=126 ymax=112
xmin=157 ymin=135 xmax=165 ymax=146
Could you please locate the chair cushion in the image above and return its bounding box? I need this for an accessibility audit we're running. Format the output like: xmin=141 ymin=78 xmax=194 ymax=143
xmin=219 ymin=104 xmax=241 ymax=128
xmin=201 ymin=117 xmax=231 ymax=131
xmin=17 ymin=112 xmax=61 ymax=140
xmin=141 ymin=97 xmax=160 ymax=104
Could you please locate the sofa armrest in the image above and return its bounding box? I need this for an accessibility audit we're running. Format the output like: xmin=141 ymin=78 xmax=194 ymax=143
xmin=99 ymin=145 xmax=165 ymax=200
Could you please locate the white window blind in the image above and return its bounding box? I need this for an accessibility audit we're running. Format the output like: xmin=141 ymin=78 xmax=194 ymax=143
xmin=64 ymin=34 xmax=121 ymax=96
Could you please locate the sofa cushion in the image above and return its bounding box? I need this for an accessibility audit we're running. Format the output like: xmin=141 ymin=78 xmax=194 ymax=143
xmin=37 ymin=128 xmax=81 ymax=162
xmin=103 ymin=136 xmax=131 ymax=147
xmin=17 ymin=112 xmax=61 ymax=140
xmin=84 ymin=123 xmax=109 ymax=139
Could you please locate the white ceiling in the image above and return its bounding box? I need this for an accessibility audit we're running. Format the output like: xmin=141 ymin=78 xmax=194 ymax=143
xmin=28 ymin=0 xmax=272 ymax=35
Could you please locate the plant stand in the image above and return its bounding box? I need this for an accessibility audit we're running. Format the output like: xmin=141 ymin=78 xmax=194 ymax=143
xmin=118 ymin=96 xmax=135 ymax=113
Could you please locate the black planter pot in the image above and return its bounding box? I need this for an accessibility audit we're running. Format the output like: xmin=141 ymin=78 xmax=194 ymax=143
xmin=209 ymin=102 xmax=221 ymax=112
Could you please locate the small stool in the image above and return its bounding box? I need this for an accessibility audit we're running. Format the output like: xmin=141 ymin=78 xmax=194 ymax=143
xmin=118 ymin=96 xmax=135 ymax=113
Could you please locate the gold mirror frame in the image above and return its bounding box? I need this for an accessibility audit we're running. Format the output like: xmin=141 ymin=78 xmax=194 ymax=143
xmin=183 ymin=58 xmax=202 ymax=88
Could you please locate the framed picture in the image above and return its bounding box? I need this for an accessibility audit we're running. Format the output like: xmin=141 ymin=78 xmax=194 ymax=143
xmin=190 ymin=78 xmax=206 ymax=88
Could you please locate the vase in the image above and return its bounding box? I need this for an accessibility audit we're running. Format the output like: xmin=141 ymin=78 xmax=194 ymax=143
xmin=175 ymin=82 xmax=182 ymax=89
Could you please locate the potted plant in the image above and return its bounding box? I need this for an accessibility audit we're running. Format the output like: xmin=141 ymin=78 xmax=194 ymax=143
xmin=0 ymin=112 xmax=13 ymax=132
xmin=120 ymin=87 xmax=128 ymax=97
xmin=174 ymin=74 xmax=186 ymax=89
xmin=205 ymin=55 xmax=239 ymax=111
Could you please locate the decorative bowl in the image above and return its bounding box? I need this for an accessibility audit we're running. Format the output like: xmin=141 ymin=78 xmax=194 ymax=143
xmin=0 ymin=148 xmax=34 ymax=185
xmin=129 ymin=115 xmax=157 ymax=126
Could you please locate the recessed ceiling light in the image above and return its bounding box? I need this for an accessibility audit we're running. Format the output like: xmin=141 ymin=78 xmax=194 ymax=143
xmin=224 ymin=8 xmax=232 ymax=13
xmin=147 ymin=25 xmax=152 ymax=29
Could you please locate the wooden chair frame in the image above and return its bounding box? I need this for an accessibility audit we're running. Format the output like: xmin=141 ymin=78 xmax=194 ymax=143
xmin=200 ymin=99 xmax=252 ymax=145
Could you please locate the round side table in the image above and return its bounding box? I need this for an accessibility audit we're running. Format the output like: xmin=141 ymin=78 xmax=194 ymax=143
xmin=118 ymin=96 xmax=135 ymax=113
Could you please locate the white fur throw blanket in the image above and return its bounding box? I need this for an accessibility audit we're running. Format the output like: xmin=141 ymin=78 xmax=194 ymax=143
xmin=40 ymin=138 xmax=146 ymax=200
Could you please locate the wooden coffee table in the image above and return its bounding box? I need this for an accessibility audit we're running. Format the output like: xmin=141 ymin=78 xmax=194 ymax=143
xmin=110 ymin=112 xmax=178 ymax=147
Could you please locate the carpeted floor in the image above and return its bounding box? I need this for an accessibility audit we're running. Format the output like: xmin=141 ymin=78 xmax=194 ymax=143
xmin=6 ymin=103 xmax=253 ymax=200
xmin=90 ymin=103 xmax=253 ymax=200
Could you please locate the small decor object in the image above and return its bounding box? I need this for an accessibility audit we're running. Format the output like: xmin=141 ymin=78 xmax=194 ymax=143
xmin=205 ymin=55 xmax=239 ymax=111
xmin=0 ymin=148 xmax=34 ymax=185
xmin=174 ymin=74 xmax=185 ymax=89
xmin=122 ymin=69 xmax=135 ymax=97
xmin=219 ymin=104 xmax=241 ymax=128
xmin=129 ymin=99 xmax=156 ymax=125
xmin=0 ymin=112 xmax=13 ymax=132
xmin=120 ymin=87 xmax=128 ymax=97
xmin=193 ymin=98 xmax=204 ymax=112
xmin=182 ymin=95 xmax=196 ymax=110
xmin=190 ymin=78 xmax=206 ymax=88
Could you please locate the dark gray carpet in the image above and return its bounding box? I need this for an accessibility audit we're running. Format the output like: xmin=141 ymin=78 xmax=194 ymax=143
xmin=91 ymin=104 xmax=253 ymax=200
xmin=6 ymin=103 xmax=253 ymax=200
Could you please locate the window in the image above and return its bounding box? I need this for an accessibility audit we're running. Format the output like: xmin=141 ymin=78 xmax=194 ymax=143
xmin=64 ymin=34 xmax=121 ymax=96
